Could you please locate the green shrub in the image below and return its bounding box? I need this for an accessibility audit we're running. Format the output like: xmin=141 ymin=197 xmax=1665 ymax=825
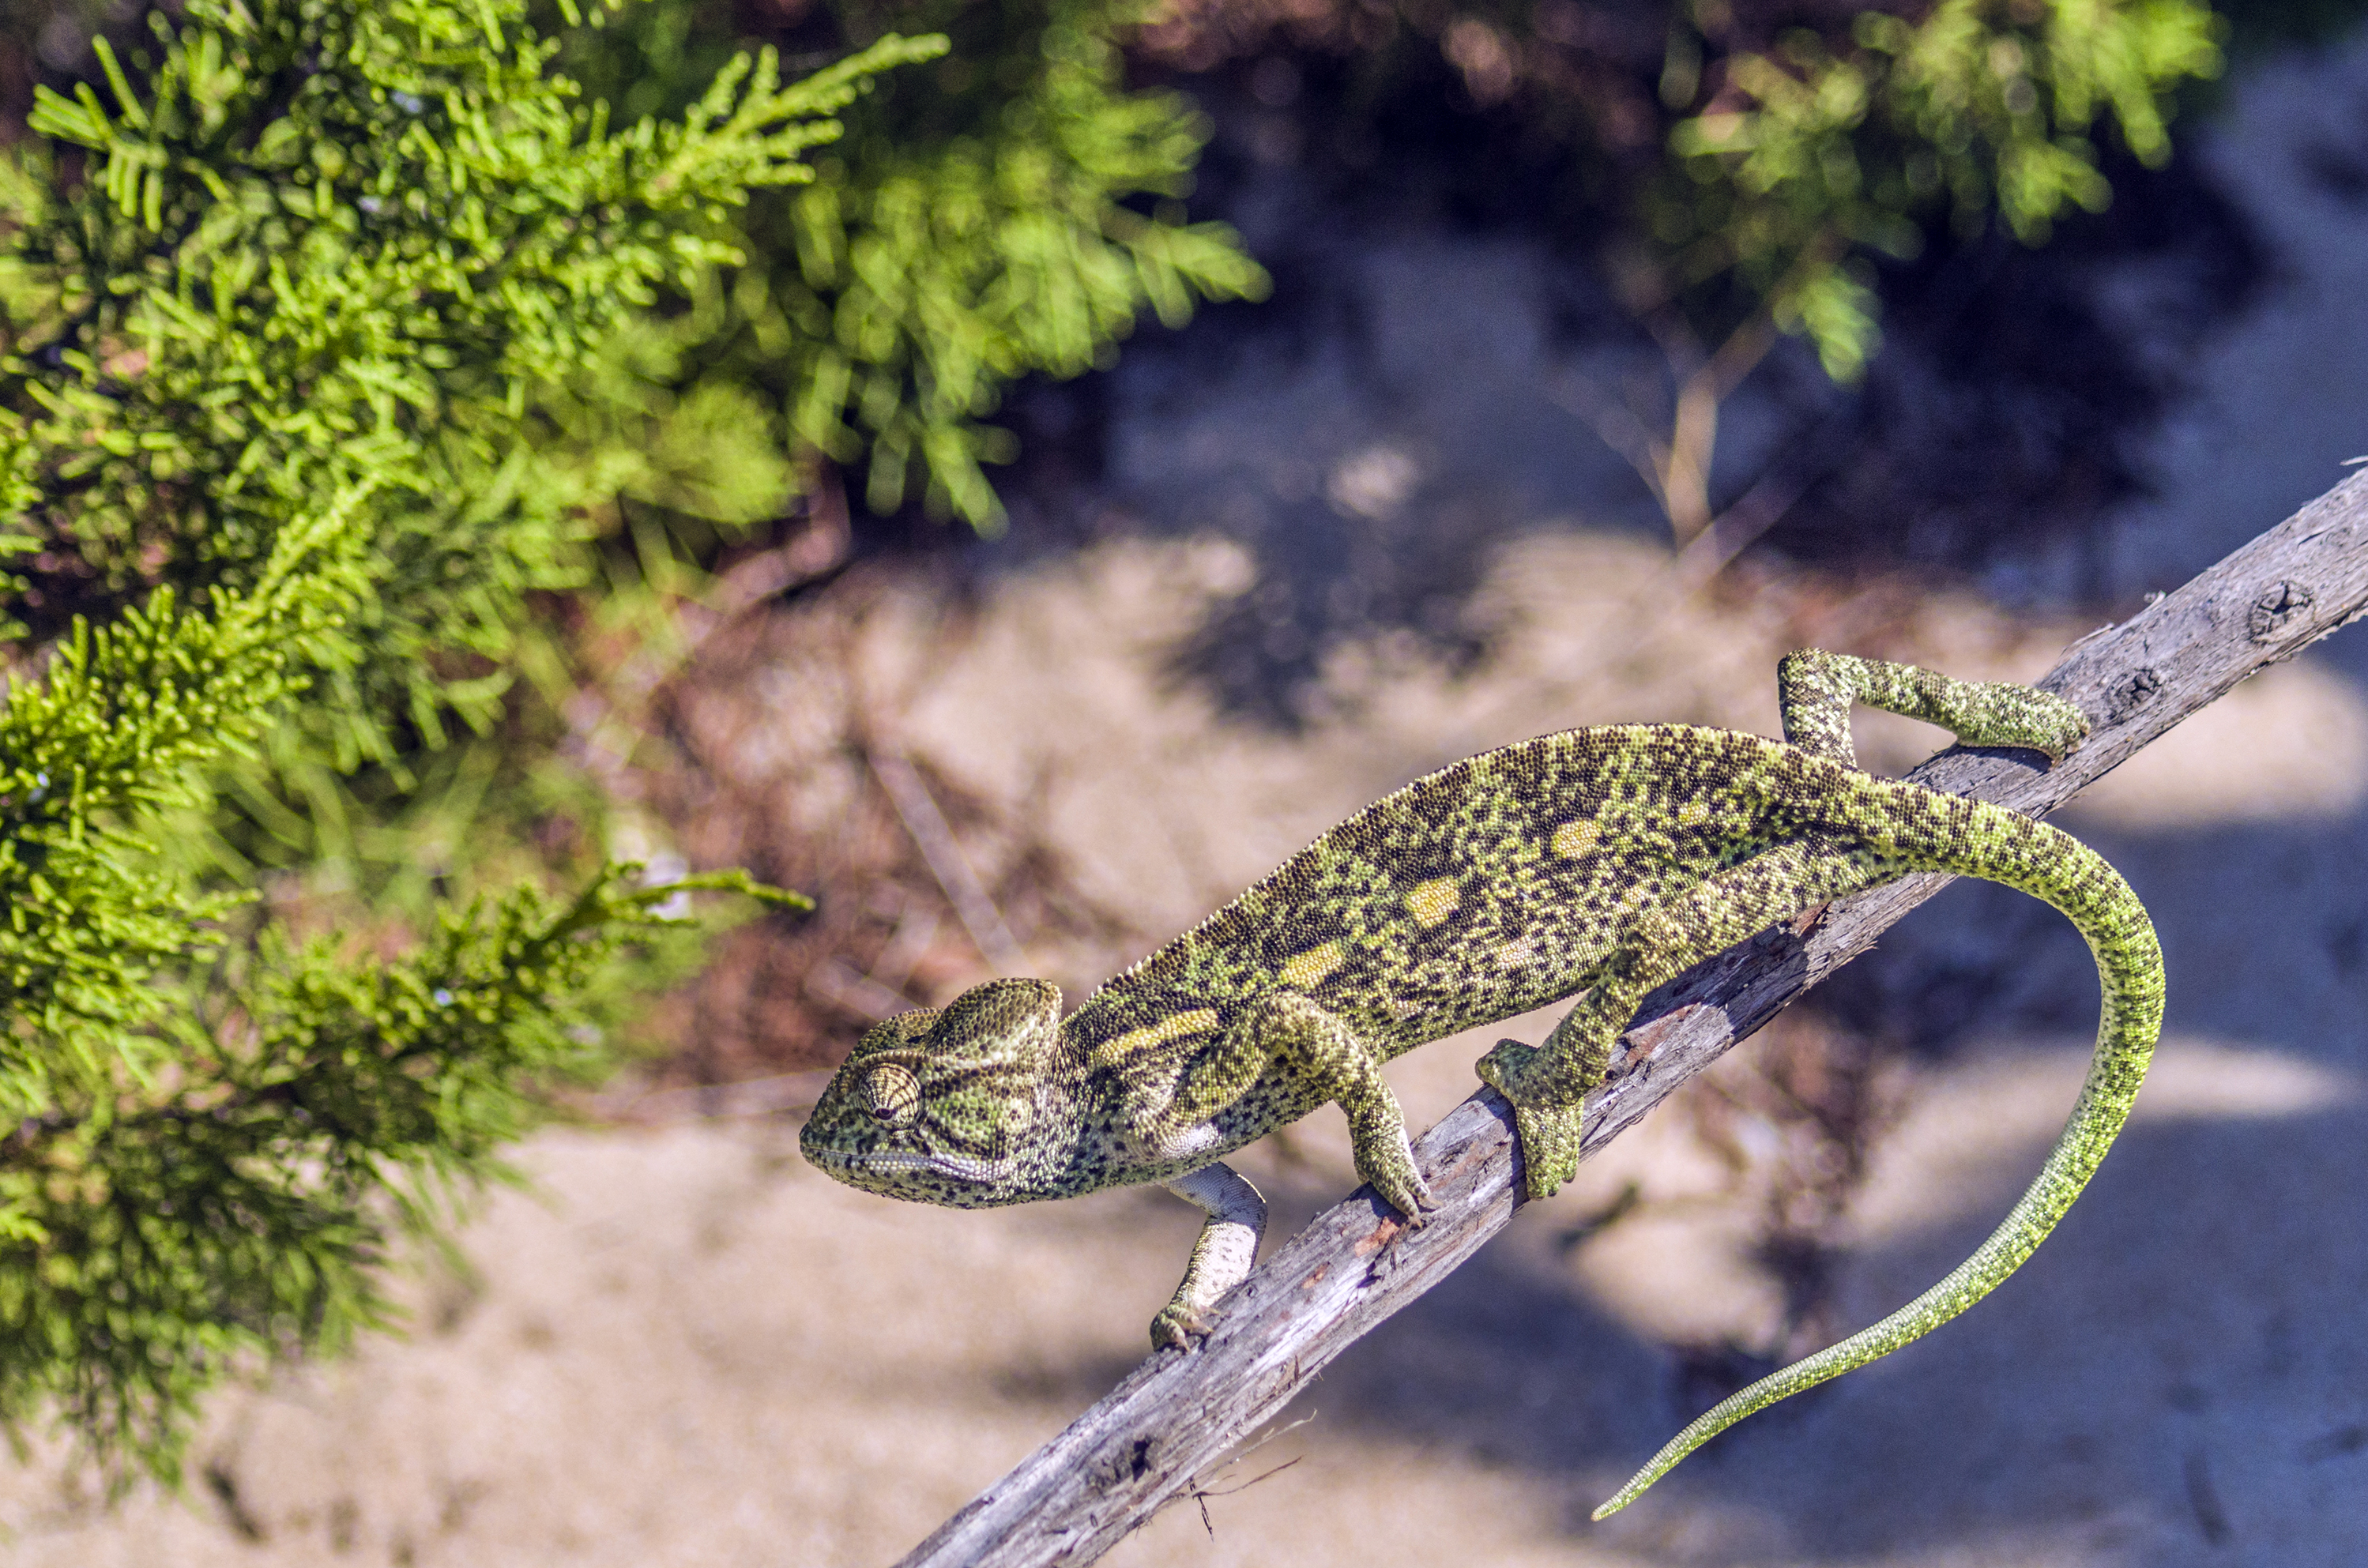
xmin=554 ymin=0 xmax=1271 ymax=529
xmin=0 ymin=0 xmax=933 ymax=1482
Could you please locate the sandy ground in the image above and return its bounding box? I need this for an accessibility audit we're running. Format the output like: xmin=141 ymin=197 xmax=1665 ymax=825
xmin=10 ymin=515 xmax=2368 ymax=1568
xmin=13 ymin=24 xmax=2368 ymax=1568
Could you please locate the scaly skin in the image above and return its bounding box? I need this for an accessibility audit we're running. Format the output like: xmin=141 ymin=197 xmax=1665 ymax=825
xmin=800 ymin=652 xmax=2163 ymax=1515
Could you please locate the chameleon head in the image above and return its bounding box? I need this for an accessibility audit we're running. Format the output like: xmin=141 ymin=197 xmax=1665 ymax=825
xmin=800 ymin=977 xmax=1071 ymax=1209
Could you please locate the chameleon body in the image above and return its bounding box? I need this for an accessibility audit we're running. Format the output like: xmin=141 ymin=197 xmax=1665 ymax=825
xmin=800 ymin=652 xmax=2163 ymax=1514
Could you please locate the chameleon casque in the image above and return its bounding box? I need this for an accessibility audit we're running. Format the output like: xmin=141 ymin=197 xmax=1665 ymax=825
xmin=801 ymin=652 xmax=2163 ymax=1515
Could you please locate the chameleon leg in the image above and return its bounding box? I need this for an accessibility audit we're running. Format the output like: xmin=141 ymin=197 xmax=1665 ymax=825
xmin=1478 ymin=838 xmax=1888 ymax=1198
xmin=1778 ymin=649 xmax=2089 ymax=767
xmin=1476 ymin=912 xmax=1672 ymax=1198
xmin=1150 ymin=1162 xmax=1268 ymax=1349
xmin=1157 ymin=991 xmax=1436 ymax=1222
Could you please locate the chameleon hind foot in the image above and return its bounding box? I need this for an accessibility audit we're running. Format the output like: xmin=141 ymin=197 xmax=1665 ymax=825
xmin=1779 ymin=650 xmax=2090 ymax=763
xmin=1945 ymin=683 xmax=2089 ymax=758
xmin=1476 ymin=1038 xmax=1587 ymax=1198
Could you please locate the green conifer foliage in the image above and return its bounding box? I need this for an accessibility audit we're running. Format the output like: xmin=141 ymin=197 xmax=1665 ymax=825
xmin=1131 ymin=0 xmax=2223 ymax=382
xmin=0 ymin=0 xmax=933 ymax=1482
xmin=0 ymin=496 xmax=791 ymax=1478
xmin=784 ymin=0 xmax=1270 ymax=524
xmin=1655 ymin=0 xmax=2227 ymax=377
xmin=3 ymin=0 xmax=940 ymax=755
xmin=556 ymin=0 xmax=1272 ymax=529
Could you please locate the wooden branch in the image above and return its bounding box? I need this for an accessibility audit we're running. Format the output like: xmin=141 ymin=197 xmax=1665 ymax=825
xmin=893 ymin=472 xmax=2368 ymax=1568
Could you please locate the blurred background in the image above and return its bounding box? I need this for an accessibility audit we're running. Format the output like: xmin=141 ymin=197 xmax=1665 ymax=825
xmin=6 ymin=0 xmax=2368 ymax=1562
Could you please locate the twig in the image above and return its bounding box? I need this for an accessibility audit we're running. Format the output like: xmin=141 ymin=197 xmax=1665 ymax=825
xmin=1552 ymin=314 xmax=1781 ymax=551
xmin=1658 ymin=315 xmax=1779 ymax=544
xmin=890 ymin=470 xmax=2368 ymax=1568
xmin=871 ymin=749 xmax=1028 ymax=976
xmin=1667 ymin=410 xmax=1859 ymax=591
xmin=1549 ymin=370 xmax=1673 ymax=519
xmin=1184 ymin=1410 xmax=1316 ymax=1536
xmin=805 ymin=956 xmax=920 ymax=1023
xmin=564 ymin=498 xmax=852 ymax=804
xmin=1192 ymin=1457 xmax=1301 ymax=1536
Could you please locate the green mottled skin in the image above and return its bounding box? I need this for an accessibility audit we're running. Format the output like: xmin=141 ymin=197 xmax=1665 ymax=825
xmin=801 ymin=652 xmax=2164 ymax=1515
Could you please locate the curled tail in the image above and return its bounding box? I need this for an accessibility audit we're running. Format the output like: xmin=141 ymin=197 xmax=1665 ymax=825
xmin=1594 ymin=792 xmax=2164 ymax=1519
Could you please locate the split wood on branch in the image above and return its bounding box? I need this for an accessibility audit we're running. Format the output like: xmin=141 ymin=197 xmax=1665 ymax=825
xmin=892 ymin=471 xmax=2368 ymax=1568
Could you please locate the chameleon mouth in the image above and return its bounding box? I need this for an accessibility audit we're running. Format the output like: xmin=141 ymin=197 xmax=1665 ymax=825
xmin=808 ymin=1144 xmax=1015 ymax=1186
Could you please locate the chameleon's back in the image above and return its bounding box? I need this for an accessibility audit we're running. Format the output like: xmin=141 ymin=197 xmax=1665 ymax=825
xmin=1071 ymin=724 xmax=1825 ymax=1057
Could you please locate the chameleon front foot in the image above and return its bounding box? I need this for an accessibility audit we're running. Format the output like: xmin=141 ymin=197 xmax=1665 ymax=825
xmin=1512 ymin=1102 xmax=1583 ymax=1198
xmin=1150 ymin=1301 xmax=1216 ymax=1351
xmin=1349 ymin=1115 xmax=1436 ymax=1223
xmin=1477 ymin=1037 xmax=1586 ymax=1198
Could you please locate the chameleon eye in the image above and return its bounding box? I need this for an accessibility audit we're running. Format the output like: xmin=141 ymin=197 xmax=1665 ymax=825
xmin=864 ymin=1063 xmax=921 ymax=1126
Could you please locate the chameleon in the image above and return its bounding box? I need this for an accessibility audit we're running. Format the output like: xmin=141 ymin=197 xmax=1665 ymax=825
xmin=800 ymin=651 xmax=2163 ymax=1516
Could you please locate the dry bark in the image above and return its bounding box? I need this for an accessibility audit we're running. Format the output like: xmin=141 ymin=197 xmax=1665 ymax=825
xmin=893 ymin=472 xmax=2368 ymax=1568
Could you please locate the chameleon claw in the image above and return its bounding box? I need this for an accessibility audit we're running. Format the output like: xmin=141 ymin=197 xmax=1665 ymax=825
xmin=1480 ymin=1040 xmax=1591 ymax=1196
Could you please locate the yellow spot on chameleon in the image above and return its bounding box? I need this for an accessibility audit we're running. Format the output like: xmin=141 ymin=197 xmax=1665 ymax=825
xmin=1278 ymin=940 xmax=1346 ymax=989
xmin=1406 ymin=876 xmax=1460 ymax=927
xmin=1677 ymin=799 xmax=1711 ymax=827
xmin=1552 ymin=818 xmax=1600 ymax=857
xmin=1093 ymin=1008 xmax=1220 ymax=1068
